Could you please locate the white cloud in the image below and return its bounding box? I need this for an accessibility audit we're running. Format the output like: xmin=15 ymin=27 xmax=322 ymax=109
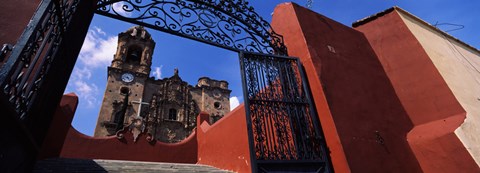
xmin=75 ymin=81 xmax=94 ymax=95
xmin=74 ymin=80 xmax=99 ymax=108
xmin=112 ymin=2 xmax=133 ymax=17
xmin=66 ymin=26 xmax=115 ymax=109
xmin=152 ymin=66 xmax=163 ymax=79
xmin=229 ymin=96 xmax=240 ymax=111
xmin=93 ymin=26 xmax=106 ymax=36
xmin=72 ymin=67 xmax=92 ymax=80
xmin=78 ymin=29 xmax=117 ymax=68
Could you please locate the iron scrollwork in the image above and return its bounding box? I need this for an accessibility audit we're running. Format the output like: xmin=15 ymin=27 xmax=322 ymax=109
xmin=0 ymin=0 xmax=79 ymax=119
xmin=240 ymin=52 xmax=331 ymax=172
xmin=95 ymin=0 xmax=287 ymax=55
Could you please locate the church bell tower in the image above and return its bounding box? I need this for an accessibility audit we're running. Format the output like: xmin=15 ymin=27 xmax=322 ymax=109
xmin=94 ymin=26 xmax=155 ymax=136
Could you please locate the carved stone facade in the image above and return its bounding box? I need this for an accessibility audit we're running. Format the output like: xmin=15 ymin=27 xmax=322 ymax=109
xmin=94 ymin=26 xmax=231 ymax=143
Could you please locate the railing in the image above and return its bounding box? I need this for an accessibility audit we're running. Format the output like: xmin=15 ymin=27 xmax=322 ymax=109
xmin=0 ymin=0 xmax=78 ymax=120
xmin=0 ymin=0 xmax=98 ymax=171
xmin=0 ymin=0 xmax=95 ymax=171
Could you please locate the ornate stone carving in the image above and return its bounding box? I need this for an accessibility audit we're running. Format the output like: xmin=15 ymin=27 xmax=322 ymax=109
xmin=95 ymin=26 xmax=231 ymax=143
xmin=129 ymin=117 xmax=145 ymax=142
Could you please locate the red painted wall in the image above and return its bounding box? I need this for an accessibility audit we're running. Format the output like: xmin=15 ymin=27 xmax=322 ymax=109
xmin=197 ymin=106 xmax=252 ymax=173
xmin=60 ymin=125 xmax=198 ymax=163
xmin=272 ymin=3 xmax=422 ymax=172
xmin=354 ymin=9 xmax=479 ymax=172
xmin=0 ymin=0 xmax=42 ymax=65
xmin=0 ymin=0 xmax=41 ymax=45
xmin=271 ymin=4 xmax=350 ymax=172
xmin=56 ymin=95 xmax=198 ymax=163
xmin=46 ymin=95 xmax=250 ymax=171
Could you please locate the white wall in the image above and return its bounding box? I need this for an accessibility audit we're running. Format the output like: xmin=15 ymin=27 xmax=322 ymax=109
xmin=399 ymin=12 xmax=480 ymax=166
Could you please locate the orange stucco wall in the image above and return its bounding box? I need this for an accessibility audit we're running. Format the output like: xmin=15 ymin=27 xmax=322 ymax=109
xmin=44 ymin=94 xmax=251 ymax=171
xmin=271 ymin=3 xmax=350 ymax=172
xmin=60 ymin=126 xmax=198 ymax=163
xmin=354 ymin=9 xmax=479 ymax=172
xmin=272 ymin=3 xmax=423 ymax=172
xmin=197 ymin=106 xmax=252 ymax=173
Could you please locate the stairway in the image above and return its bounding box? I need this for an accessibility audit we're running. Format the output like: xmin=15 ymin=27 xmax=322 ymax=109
xmin=34 ymin=158 xmax=233 ymax=173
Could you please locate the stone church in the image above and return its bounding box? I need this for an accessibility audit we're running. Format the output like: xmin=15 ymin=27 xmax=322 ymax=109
xmin=93 ymin=26 xmax=231 ymax=143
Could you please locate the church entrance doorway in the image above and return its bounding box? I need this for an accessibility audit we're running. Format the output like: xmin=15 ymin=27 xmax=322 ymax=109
xmin=0 ymin=0 xmax=332 ymax=172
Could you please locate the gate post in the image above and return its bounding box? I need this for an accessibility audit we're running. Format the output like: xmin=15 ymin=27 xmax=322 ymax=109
xmin=0 ymin=0 xmax=95 ymax=171
xmin=239 ymin=51 xmax=258 ymax=173
xmin=27 ymin=0 xmax=96 ymax=146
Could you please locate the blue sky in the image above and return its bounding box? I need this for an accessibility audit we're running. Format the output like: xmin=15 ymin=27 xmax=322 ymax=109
xmin=66 ymin=0 xmax=479 ymax=136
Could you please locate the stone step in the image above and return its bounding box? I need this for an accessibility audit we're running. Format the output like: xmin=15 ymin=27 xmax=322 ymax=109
xmin=34 ymin=158 xmax=233 ymax=173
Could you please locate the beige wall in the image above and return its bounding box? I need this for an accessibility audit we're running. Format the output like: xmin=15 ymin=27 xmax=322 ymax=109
xmin=399 ymin=12 xmax=480 ymax=166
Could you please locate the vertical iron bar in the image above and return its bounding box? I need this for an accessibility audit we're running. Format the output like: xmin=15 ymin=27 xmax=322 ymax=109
xmin=52 ymin=0 xmax=66 ymax=34
xmin=18 ymin=21 xmax=54 ymax=99
xmin=286 ymin=60 xmax=306 ymax=159
xmin=25 ymin=29 xmax=61 ymax=115
xmin=263 ymin=57 xmax=275 ymax=160
xmin=258 ymin=56 xmax=269 ymax=159
xmin=279 ymin=59 xmax=295 ymax=159
xmin=272 ymin=59 xmax=284 ymax=159
xmin=241 ymin=50 xmax=331 ymax=172
xmin=239 ymin=52 xmax=258 ymax=173
xmin=254 ymin=57 xmax=263 ymax=159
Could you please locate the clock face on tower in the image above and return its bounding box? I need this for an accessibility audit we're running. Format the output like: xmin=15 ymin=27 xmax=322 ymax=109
xmin=121 ymin=72 xmax=134 ymax=83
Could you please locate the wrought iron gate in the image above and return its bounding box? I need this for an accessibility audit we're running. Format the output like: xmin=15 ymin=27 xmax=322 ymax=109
xmin=240 ymin=52 xmax=332 ymax=173
xmin=94 ymin=1 xmax=332 ymax=171
xmin=1 ymin=0 xmax=332 ymax=172
xmin=0 ymin=0 xmax=95 ymax=171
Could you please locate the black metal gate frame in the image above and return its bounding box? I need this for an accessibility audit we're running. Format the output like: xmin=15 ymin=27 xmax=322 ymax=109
xmin=95 ymin=0 xmax=287 ymax=55
xmin=239 ymin=51 xmax=332 ymax=173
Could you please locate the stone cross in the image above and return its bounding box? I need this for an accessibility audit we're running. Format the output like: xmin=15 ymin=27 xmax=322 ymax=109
xmin=131 ymin=98 xmax=149 ymax=118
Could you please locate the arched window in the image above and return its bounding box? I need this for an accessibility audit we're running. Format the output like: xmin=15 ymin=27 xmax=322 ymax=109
xmin=125 ymin=46 xmax=142 ymax=64
xmin=168 ymin=108 xmax=177 ymax=120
